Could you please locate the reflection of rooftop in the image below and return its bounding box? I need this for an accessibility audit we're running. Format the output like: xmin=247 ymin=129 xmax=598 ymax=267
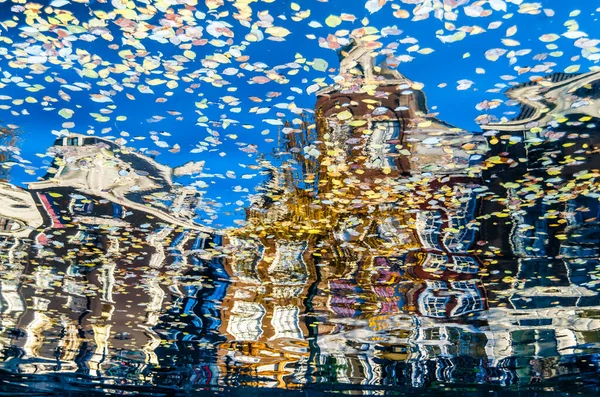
xmin=27 ymin=134 xmax=215 ymax=234
xmin=0 ymin=182 xmax=43 ymax=237
xmin=483 ymin=70 xmax=600 ymax=131
xmin=315 ymin=41 xmax=488 ymax=178
xmin=319 ymin=39 xmax=411 ymax=95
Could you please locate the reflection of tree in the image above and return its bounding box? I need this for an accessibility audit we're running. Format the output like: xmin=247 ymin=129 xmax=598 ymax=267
xmin=235 ymin=111 xmax=333 ymax=241
xmin=0 ymin=123 xmax=20 ymax=181
xmin=234 ymin=109 xmax=420 ymax=248
xmin=273 ymin=112 xmax=321 ymax=193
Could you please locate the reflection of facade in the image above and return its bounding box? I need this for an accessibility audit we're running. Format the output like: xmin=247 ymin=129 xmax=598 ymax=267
xmin=390 ymin=70 xmax=600 ymax=387
xmin=232 ymin=41 xmax=494 ymax=388
xmin=218 ymin=237 xmax=313 ymax=388
xmin=0 ymin=136 xmax=225 ymax=383
xmin=1 ymin=57 xmax=600 ymax=393
xmin=316 ymin=41 xmax=487 ymax=178
xmin=34 ymin=134 xmax=210 ymax=232
xmin=477 ymin=71 xmax=600 ymax=366
xmin=265 ymin=58 xmax=600 ymax=388
xmin=310 ymin=40 xmax=489 ymax=324
xmin=481 ymin=70 xmax=600 ymax=260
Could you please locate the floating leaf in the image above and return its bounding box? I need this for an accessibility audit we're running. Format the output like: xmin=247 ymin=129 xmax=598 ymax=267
xmin=325 ymin=15 xmax=342 ymax=27
xmin=58 ymin=108 xmax=74 ymax=119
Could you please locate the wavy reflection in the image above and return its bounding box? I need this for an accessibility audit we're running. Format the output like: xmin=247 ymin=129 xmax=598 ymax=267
xmin=0 ymin=42 xmax=600 ymax=394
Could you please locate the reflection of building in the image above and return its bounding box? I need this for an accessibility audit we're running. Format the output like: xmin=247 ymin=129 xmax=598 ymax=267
xmin=480 ymin=70 xmax=600 ymax=260
xmin=0 ymin=135 xmax=225 ymax=382
xmin=316 ymin=40 xmax=487 ymax=179
xmin=1 ymin=56 xmax=600 ymax=393
xmin=309 ymin=40 xmax=489 ymax=322
xmin=33 ymin=134 xmax=210 ymax=232
xmin=230 ymin=41 xmax=494 ymax=388
xmin=218 ymin=237 xmax=313 ymax=388
xmin=475 ymin=71 xmax=600 ymax=374
xmin=297 ymin=64 xmax=600 ymax=388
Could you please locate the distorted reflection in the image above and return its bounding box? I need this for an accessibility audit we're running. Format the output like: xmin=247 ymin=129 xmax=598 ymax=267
xmin=1 ymin=42 xmax=600 ymax=394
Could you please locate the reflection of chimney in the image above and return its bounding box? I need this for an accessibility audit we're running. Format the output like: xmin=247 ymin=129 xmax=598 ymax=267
xmin=335 ymin=39 xmax=408 ymax=87
xmin=338 ymin=40 xmax=375 ymax=80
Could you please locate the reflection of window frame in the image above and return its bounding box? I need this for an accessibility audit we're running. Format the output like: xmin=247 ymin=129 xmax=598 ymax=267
xmin=452 ymin=256 xmax=479 ymax=274
xmin=450 ymin=280 xmax=485 ymax=316
xmin=422 ymin=253 xmax=448 ymax=272
xmin=83 ymin=137 xmax=98 ymax=146
xmin=421 ymin=294 xmax=449 ymax=318
xmin=227 ymin=301 xmax=265 ymax=341
xmin=270 ymin=305 xmax=303 ymax=340
xmin=0 ymin=217 xmax=20 ymax=232
xmin=443 ymin=186 xmax=478 ymax=252
xmin=70 ymin=197 xmax=94 ymax=215
xmin=419 ymin=281 xmax=449 ymax=318
xmin=416 ymin=210 xmax=443 ymax=250
xmin=366 ymin=121 xmax=401 ymax=169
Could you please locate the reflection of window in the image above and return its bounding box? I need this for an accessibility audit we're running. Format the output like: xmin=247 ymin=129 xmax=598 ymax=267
xmin=227 ymin=301 xmax=265 ymax=341
xmin=416 ymin=210 xmax=443 ymax=250
xmin=66 ymin=137 xmax=79 ymax=146
xmin=422 ymin=253 xmax=448 ymax=272
xmin=271 ymin=305 xmax=303 ymax=340
xmin=443 ymin=186 xmax=477 ymax=252
xmin=268 ymin=242 xmax=308 ymax=283
xmin=83 ymin=137 xmax=98 ymax=145
xmin=352 ymin=62 xmax=365 ymax=77
xmin=366 ymin=121 xmax=400 ymax=169
xmin=0 ymin=217 xmax=21 ymax=231
xmin=450 ymin=281 xmax=485 ymax=317
xmin=329 ymin=122 xmax=351 ymax=147
xmin=73 ymin=201 xmax=93 ymax=214
xmin=573 ymin=81 xmax=600 ymax=99
xmin=452 ymin=256 xmax=479 ymax=274
xmin=420 ymin=294 xmax=449 ymax=318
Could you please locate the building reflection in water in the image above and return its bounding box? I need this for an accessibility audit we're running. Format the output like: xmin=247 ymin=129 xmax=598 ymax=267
xmin=0 ymin=42 xmax=599 ymax=392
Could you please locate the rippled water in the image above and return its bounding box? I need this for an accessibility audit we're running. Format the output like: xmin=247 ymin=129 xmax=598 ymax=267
xmin=1 ymin=1 xmax=600 ymax=396
xmin=2 ymin=70 xmax=600 ymax=395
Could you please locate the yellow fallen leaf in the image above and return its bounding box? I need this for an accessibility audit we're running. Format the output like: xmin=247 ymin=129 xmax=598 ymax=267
xmin=147 ymin=79 xmax=167 ymax=86
xmin=564 ymin=65 xmax=580 ymax=73
xmin=58 ymin=108 xmax=74 ymax=119
xmin=266 ymin=26 xmax=291 ymax=37
xmin=501 ymin=38 xmax=520 ymax=46
xmin=325 ymin=15 xmax=342 ymax=27
xmin=337 ymin=110 xmax=352 ymax=121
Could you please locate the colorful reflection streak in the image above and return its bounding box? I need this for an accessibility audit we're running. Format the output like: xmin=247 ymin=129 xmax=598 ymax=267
xmin=1 ymin=46 xmax=600 ymax=394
